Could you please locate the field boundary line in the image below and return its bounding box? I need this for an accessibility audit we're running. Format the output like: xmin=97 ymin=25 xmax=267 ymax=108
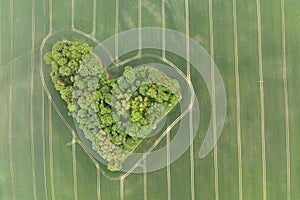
xmin=280 ymin=0 xmax=291 ymax=199
xmin=143 ymin=154 xmax=147 ymax=200
xmin=185 ymin=0 xmax=190 ymax=77
xmin=120 ymin=178 xmax=124 ymax=200
xmin=43 ymin=0 xmax=46 ymax=34
xmin=71 ymin=0 xmax=74 ymax=29
xmin=73 ymin=29 xmax=102 ymax=44
xmin=162 ymin=3 xmax=172 ymax=199
xmin=256 ymin=0 xmax=267 ymax=199
xmin=42 ymin=0 xmax=49 ymax=198
xmin=30 ymin=0 xmax=38 ymax=198
xmin=92 ymin=0 xmax=96 ymax=36
xmin=96 ymin=165 xmax=101 ymax=200
xmin=116 ymin=55 xmax=140 ymax=67
xmin=9 ymin=0 xmax=15 ymax=198
xmin=208 ymin=0 xmax=219 ymax=199
xmin=115 ymin=0 xmax=119 ymax=60
xmin=48 ymin=101 xmax=56 ymax=200
xmin=42 ymin=90 xmax=49 ymax=200
xmin=162 ymin=0 xmax=166 ymax=58
xmin=232 ymin=0 xmax=243 ymax=199
xmin=72 ymin=136 xmax=78 ymax=200
xmin=49 ymin=0 xmax=52 ymax=32
xmin=185 ymin=0 xmax=195 ymax=199
xmin=138 ymin=0 xmax=142 ymax=56
xmin=167 ymin=130 xmax=171 ymax=200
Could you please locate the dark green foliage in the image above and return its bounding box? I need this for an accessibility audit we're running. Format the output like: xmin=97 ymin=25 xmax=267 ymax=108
xmin=44 ymin=40 xmax=93 ymax=114
xmin=112 ymin=66 xmax=182 ymax=138
xmin=44 ymin=41 xmax=181 ymax=171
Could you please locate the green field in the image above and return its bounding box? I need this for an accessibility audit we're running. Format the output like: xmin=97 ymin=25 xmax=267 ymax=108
xmin=1 ymin=0 xmax=300 ymax=199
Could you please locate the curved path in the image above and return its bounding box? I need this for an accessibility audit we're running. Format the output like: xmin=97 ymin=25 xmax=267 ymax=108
xmin=39 ymin=25 xmax=196 ymax=185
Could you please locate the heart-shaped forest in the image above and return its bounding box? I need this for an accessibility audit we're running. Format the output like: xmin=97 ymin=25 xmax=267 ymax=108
xmin=44 ymin=40 xmax=182 ymax=171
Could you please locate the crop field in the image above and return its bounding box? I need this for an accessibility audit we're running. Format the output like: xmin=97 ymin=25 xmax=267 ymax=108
xmin=1 ymin=0 xmax=300 ymax=199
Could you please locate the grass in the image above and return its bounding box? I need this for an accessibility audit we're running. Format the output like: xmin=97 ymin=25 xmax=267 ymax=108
xmin=1 ymin=0 xmax=300 ymax=199
xmin=74 ymin=0 xmax=94 ymax=34
xmin=286 ymin=1 xmax=300 ymax=199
